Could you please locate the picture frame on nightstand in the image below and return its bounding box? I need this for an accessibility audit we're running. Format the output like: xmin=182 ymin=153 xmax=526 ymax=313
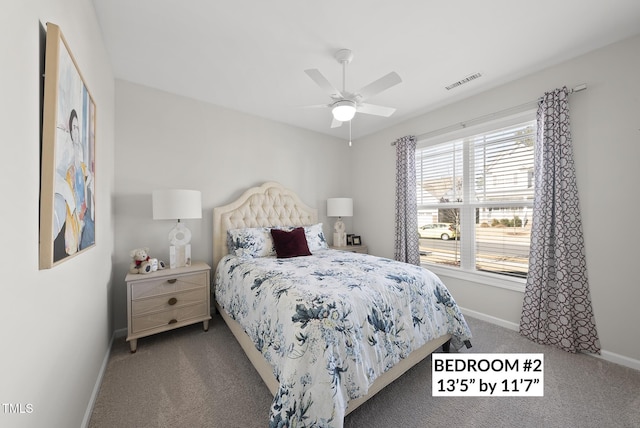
xmin=347 ymin=234 xmax=354 ymax=245
xmin=352 ymin=236 xmax=361 ymax=245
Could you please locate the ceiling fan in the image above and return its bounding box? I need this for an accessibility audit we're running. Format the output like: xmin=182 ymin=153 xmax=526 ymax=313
xmin=304 ymin=49 xmax=402 ymax=128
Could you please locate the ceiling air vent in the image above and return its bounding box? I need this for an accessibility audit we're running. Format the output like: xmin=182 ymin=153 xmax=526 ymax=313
xmin=445 ymin=72 xmax=482 ymax=90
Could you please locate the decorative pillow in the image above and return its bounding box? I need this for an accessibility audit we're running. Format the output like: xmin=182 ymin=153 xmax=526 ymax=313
xmin=303 ymin=223 xmax=329 ymax=252
xmin=227 ymin=227 xmax=275 ymax=258
xmin=270 ymin=227 xmax=312 ymax=258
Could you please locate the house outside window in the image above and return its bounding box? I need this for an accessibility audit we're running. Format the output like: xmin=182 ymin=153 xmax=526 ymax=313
xmin=416 ymin=113 xmax=536 ymax=279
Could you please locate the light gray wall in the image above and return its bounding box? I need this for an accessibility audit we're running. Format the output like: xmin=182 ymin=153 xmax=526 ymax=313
xmin=0 ymin=1 xmax=115 ymax=427
xmin=353 ymin=34 xmax=640 ymax=364
xmin=113 ymin=80 xmax=352 ymax=331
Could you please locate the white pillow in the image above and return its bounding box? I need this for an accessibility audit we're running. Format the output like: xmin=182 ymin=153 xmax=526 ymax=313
xmin=227 ymin=227 xmax=275 ymax=258
xmin=303 ymin=223 xmax=329 ymax=251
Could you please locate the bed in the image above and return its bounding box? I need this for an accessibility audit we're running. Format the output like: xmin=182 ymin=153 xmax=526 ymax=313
xmin=213 ymin=182 xmax=471 ymax=427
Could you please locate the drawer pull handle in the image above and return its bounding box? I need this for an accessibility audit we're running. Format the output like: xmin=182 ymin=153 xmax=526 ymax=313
xmin=168 ymin=297 xmax=178 ymax=305
xmin=167 ymin=279 xmax=177 ymax=284
xmin=168 ymin=319 xmax=178 ymax=325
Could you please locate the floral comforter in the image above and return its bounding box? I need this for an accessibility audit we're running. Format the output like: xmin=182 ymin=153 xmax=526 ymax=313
xmin=215 ymin=249 xmax=471 ymax=427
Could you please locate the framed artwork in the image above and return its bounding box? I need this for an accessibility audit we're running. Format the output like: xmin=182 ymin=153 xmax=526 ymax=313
xmin=346 ymin=234 xmax=354 ymax=245
xmin=40 ymin=23 xmax=96 ymax=269
xmin=352 ymin=236 xmax=361 ymax=246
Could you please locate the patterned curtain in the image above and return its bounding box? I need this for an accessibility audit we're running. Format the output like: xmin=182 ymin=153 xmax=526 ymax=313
xmin=394 ymin=135 xmax=420 ymax=265
xmin=519 ymin=87 xmax=600 ymax=354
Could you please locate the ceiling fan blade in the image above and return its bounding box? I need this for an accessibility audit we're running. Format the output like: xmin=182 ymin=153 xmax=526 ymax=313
xmin=357 ymin=71 xmax=402 ymax=101
xmin=330 ymin=117 xmax=343 ymax=128
xmin=304 ymin=69 xmax=343 ymax=98
xmin=357 ymin=103 xmax=396 ymax=117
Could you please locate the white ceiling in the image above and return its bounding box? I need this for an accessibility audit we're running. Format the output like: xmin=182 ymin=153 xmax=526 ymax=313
xmin=92 ymin=0 xmax=640 ymax=140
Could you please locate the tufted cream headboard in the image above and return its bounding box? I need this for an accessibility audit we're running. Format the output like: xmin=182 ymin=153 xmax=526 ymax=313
xmin=213 ymin=182 xmax=318 ymax=270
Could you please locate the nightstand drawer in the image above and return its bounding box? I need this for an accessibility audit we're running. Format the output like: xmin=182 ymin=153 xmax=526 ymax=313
xmin=131 ymin=287 xmax=207 ymax=316
xmin=131 ymin=302 xmax=209 ymax=333
xmin=131 ymin=272 xmax=207 ymax=299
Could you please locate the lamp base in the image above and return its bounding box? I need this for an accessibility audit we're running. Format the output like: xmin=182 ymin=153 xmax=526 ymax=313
xmin=168 ymin=220 xmax=192 ymax=268
xmin=170 ymin=244 xmax=191 ymax=269
xmin=168 ymin=221 xmax=192 ymax=246
xmin=333 ymin=218 xmax=347 ymax=246
xmin=333 ymin=232 xmax=347 ymax=247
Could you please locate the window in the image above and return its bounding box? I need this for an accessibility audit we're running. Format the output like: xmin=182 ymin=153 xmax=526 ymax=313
xmin=416 ymin=114 xmax=536 ymax=279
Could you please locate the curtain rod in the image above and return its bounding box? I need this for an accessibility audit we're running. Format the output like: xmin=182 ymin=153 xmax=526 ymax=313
xmin=392 ymin=83 xmax=587 ymax=145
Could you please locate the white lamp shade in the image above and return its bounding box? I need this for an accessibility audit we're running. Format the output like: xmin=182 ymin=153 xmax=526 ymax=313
xmin=332 ymin=100 xmax=356 ymax=122
xmin=152 ymin=189 xmax=202 ymax=220
xmin=327 ymin=198 xmax=353 ymax=217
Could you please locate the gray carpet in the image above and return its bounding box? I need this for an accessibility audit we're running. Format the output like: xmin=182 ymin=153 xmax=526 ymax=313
xmin=89 ymin=315 xmax=640 ymax=428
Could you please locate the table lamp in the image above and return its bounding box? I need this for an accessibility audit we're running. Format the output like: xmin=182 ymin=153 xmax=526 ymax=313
xmin=152 ymin=189 xmax=202 ymax=268
xmin=327 ymin=198 xmax=353 ymax=247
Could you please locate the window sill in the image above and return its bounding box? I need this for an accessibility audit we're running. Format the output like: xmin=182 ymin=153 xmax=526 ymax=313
xmin=423 ymin=263 xmax=526 ymax=293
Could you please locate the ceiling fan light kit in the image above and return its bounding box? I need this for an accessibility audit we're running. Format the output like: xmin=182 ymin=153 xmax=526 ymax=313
xmin=304 ymin=48 xmax=402 ymax=128
xmin=332 ymin=100 xmax=357 ymax=122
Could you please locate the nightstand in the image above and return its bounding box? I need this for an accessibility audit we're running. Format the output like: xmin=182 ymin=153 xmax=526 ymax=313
xmin=330 ymin=245 xmax=368 ymax=254
xmin=125 ymin=262 xmax=211 ymax=352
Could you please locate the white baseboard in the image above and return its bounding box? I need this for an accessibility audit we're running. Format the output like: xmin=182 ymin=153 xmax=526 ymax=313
xmin=81 ymin=332 xmax=116 ymax=428
xmin=595 ymin=350 xmax=640 ymax=371
xmin=460 ymin=306 xmax=520 ymax=331
xmin=82 ymin=327 xmax=129 ymax=427
xmin=459 ymin=306 xmax=640 ymax=372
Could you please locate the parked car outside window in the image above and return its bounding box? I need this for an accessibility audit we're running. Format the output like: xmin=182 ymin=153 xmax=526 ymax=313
xmin=418 ymin=223 xmax=459 ymax=240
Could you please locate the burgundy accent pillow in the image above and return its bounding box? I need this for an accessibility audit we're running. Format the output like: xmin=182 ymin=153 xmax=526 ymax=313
xmin=270 ymin=227 xmax=312 ymax=258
